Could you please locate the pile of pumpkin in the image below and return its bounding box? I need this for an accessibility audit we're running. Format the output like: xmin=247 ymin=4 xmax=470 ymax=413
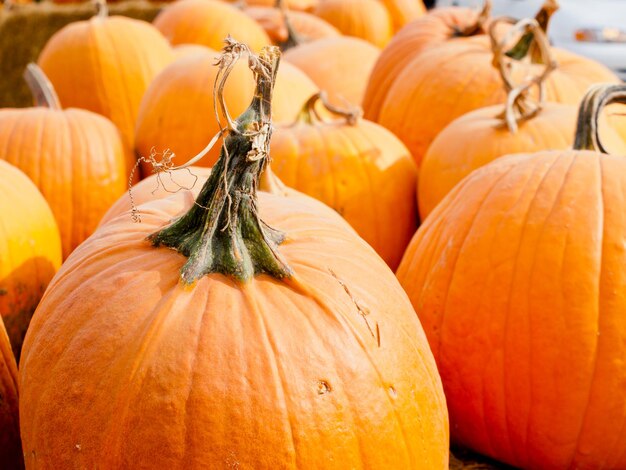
xmin=1 ymin=0 xmax=626 ymax=467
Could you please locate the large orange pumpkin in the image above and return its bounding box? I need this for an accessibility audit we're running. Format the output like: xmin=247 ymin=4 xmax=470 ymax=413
xmin=0 ymin=316 xmax=21 ymax=470
xmin=313 ymin=0 xmax=393 ymax=48
xmin=363 ymin=4 xmax=492 ymax=122
xmin=154 ymin=0 xmax=270 ymax=51
xmin=37 ymin=8 xmax=174 ymax=151
xmin=20 ymin=44 xmax=449 ymax=469
xmin=270 ymin=93 xmax=417 ymax=270
xmin=0 ymin=65 xmax=128 ymax=258
xmin=379 ymin=0 xmax=426 ymax=32
xmin=378 ymin=19 xmax=619 ymax=167
xmin=135 ymin=47 xmax=317 ymax=174
xmin=0 ymin=159 xmax=61 ymax=358
xmin=284 ymin=36 xmax=380 ymax=107
xmin=397 ymin=84 xmax=626 ymax=469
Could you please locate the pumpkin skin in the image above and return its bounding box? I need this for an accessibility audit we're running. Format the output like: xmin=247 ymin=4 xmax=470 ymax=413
xmin=313 ymin=0 xmax=393 ymax=48
xmin=154 ymin=0 xmax=271 ymax=51
xmin=270 ymin=112 xmax=417 ymax=270
xmin=245 ymin=7 xmax=340 ymax=45
xmin=284 ymin=36 xmax=380 ymax=107
xmin=20 ymin=186 xmax=449 ymax=469
xmin=172 ymin=43 xmax=215 ymax=60
xmin=0 ymin=108 xmax=128 ymax=258
xmin=37 ymin=16 xmax=174 ymax=151
xmin=236 ymin=0 xmax=318 ymax=11
xmin=135 ymin=49 xmax=317 ymax=173
xmin=0 ymin=316 xmax=21 ymax=470
xmin=363 ymin=6 xmax=488 ymax=122
xmin=380 ymin=0 xmax=426 ymax=32
xmin=0 ymin=160 xmax=61 ymax=358
xmin=378 ymin=36 xmax=620 ymax=167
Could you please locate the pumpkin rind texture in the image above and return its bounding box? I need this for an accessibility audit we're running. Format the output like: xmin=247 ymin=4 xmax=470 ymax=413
xmin=37 ymin=16 xmax=174 ymax=151
xmin=20 ymin=188 xmax=449 ymax=469
xmin=0 ymin=160 xmax=61 ymax=358
xmin=0 ymin=316 xmax=21 ymax=469
xmin=398 ymin=149 xmax=626 ymax=469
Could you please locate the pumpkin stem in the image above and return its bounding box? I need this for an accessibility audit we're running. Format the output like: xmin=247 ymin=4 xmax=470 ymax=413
xmin=275 ymin=0 xmax=303 ymax=51
xmin=490 ymin=17 xmax=557 ymax=133
xmin=456 ymin=0 xmax=492 ymax=37
xmin=573 ymin=84 xmax=626 ymax=153
xmin=94 ymin=0 xmax=108 ymax=18
xmin=23 ymin=63 xmax=62 ymax=110
xmin=503 ymin=0 xmax=558 ymax=62
xmin=149 ymin=41 xmax=292 ymax=284
xmin=295 ymin=92 xmax=362 ymax=126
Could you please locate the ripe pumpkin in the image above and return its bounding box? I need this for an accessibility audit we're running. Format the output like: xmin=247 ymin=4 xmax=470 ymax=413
xmin=37 ymin=9 xmax=174 ymax=151
xmin=397 ymin=83 xmax=626 ymax=469
xmin=270 ymin=93 xmax=417 ymax=270
xmin=363 ymin=4 xmax=492 ymax=122
xmin=380 ymin=0 xmax=426 ymax=32
xmin=0 ymin=65 xmax=128 ymax=258
xmin=284 ymin=36 xmax=380 ymax=107
xmin=20 ymin=44 xmax=449 ymax=469
xmin=135 ymin=48 xmax=317 ymax=173
xmin=313 ymin=0 xmax=393 ymax=48
xmin=0 ymin=159 xmax=61 ymax=358
xmin=0 ymin=316 xmax=21 ymax=470
xmin=173 ymin=43 xmax=215 ymax=60
xmin=245 ymin=6 xmax=340 ymax=47
xmin=378 ymin=29 xmax=619 ymax=167
xmin=154 ymin=0 xmax=270 ymax=51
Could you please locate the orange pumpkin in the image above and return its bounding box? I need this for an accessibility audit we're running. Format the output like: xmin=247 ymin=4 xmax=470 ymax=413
xmin=380 ymin=0 xmax=426 ymax=32
xmin=284 ymin=36 xmax=380 ymax=107
xmin=172 ymin=43 xmax=216 ymax=60
xmin=0 ymin=316 xmax=21 ymax=470
xmin=245 ymin=6 xmax=340 ymax=47
xmin=270 ymin=93 xmax=417 ymax=270
xmin=135 ymin=48 xmax=317 ymax=173
xmin=37 ymin=8 xmax=174 ymax=151
xmin=0 ymin=65 xmax=127 ymax=258
xmin=378 ymin=22 xmax=619 ymax=168
xmin=0 ymin=159 xmax=61 ymax=358
xmin=154 ymin=0 xmax=270 ymax=51
xmin=363 ymin=4 xmax=491 ymax=122
xmin=20 ymin=44 xmax=449 ymax=469
xmin=313 ymin=0 xmax=393 ymax=48
xmin=397 ymin=84 xmax=626 ymax=469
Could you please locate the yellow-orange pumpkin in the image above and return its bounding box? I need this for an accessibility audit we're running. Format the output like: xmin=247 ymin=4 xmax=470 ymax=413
xmin=314 ymin=0 xmax=393 ymax=48
xmin=0 ymin=160 xmax=61 ymax=358
xmin=135 ymin=48 xmax=317 ymax=173
xmin=397 ymin=84 xmax=626 ymax=470
xmin=154 ymin=0 xmax=271 ymax=51
xmin=0 ymin=65 xmax=128 ymax=258
xmin=0 ymin=316 xmax=21 ymax=469
xmin=20 ymin=44 xmax=449 ymax=469
xmin=37 ymin=11 xmax=174 ymax=151
xmin=270 ymin=93 xmax=417 ymax=269
xmin=380 ymin=0 xmax=426 ymax=32
xmin=284 ymin=36 xmax=380 ymax=107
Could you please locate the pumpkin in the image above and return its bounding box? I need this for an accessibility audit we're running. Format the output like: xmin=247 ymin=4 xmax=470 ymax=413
xmin=363 ymin=3 xmax=492 ymax=122
xmin=397 ymin=84 xmax=626 ymax=469
xmin=20 ymin=44 xmax=449 ymax=469
xmin=0 ymin=65 xmax=128 ymax=258
xmin=37 ymin=6 xmax=174 ymax=151
xmin=245 ymin=6 xmax=340 ymax=47
xmin=172 ymin=43 xmax=215 ymax=60
xmin=378 ymin=14 xmax=620 ymax=168
xmin=270 ymin=93 xmax=417 ymax=270
xmin=284 ymin=36 xmax=380 ymax=107
xmin=135 ymin=47 xmax=317 ymax=173
xmin=379 ymin=0 xmax=426 ymax=32
xmin=0 ymin=316 xmax=21 ymax=470
xmin=0 ymin=159 xmax=61 ymax=358
xmin=154 ymin=0 xmax=270 ymax=51
xmin=313 ymin=0 xmax=393 ymax=48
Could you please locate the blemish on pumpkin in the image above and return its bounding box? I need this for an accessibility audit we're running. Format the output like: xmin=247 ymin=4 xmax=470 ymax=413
xmin=0 ymin=288 xmax=6 ymax=296
xmin=75 ymin=444 xmax=81 ymax=451
xmin=317 ymin=380 xmax=332 ymax=395
xmin=388 ymin=386 xmax=397 ymax=399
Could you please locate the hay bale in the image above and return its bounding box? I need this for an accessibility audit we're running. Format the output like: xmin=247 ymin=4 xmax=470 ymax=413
xmin=0 ymin=1 xmax=166 ymax=108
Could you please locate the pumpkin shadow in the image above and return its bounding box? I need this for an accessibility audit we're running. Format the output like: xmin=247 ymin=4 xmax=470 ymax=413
xmin=0 ymin=257 xmax=57 ymax=364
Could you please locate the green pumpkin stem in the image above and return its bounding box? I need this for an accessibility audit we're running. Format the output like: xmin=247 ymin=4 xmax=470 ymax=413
xmin=23 ymin=63 xmax=62 ymax=110
xmin=573 ymin=84 xmax=626 ymax=153
xmin=149 ymin=44 xmax=292 ymax=284
xmin=456 ymin=0 xmax=492 ymax=37
xmin=505 ymin=0 xmax=558 ymax=62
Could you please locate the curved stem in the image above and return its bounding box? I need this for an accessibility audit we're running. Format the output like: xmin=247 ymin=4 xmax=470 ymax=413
xmin=295 ymin=92 xmax=362 ymax=126
xmin=456 ymin=0 xmax=492 ymax=37
xmin=574 ymin=84 xmax=626 ymax=152
xmin=275 ymin=0 xmax=303 ymax=51
xmin=94 ymin=0 xmax=108 ymax=18
xmin=149 ymin=44 xmax=292 ymax=284
xmin=504 ymin=0 xmax=558 ymax=62
xmin=23 ymin=63 xmax=61 ymax=110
